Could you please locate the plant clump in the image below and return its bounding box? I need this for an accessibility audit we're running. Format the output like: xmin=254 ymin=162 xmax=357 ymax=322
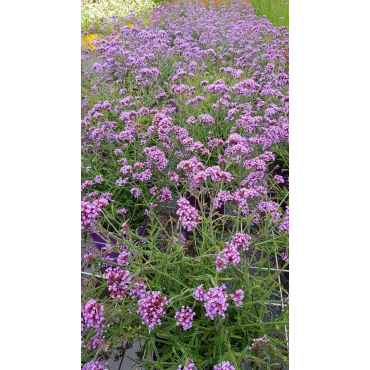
xmin=81 ymin=0 xmax=289 ymax=368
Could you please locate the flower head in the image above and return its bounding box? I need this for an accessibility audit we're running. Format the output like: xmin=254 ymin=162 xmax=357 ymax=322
xmin=82 ymin=360 xmax=108 ymax=370
xmin=204 ymin=285 xmax=229 ymax=320
xmin=138 ymin=291 xmax=168 ymax=330
xmin=176 ymin=197 xmax=201 ymax=231
xmin=230 ymin=289 xmax=244 ymax=307
xmin=194 ymin=284 xmax=206 ymax=301
xmin=215 ymin=243 xmax=241 ymax=272
xmin=103 ymin=267 xmax=131 ymax=300
xmin=214 ymin=361 xmax=235 ymax=370
xmin=175 ymin=306 xmax=196 ymax=330
xmin=178 ymin=359 xmax=197 ymax=370
xmin=230 ymin=233 xmax=251 ymax=251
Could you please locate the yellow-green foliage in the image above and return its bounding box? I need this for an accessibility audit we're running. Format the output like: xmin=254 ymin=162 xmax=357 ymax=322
xmin=81 ymin=0 xmax=156 ymax=30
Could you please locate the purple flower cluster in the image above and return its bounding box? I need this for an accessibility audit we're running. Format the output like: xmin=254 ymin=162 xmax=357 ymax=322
xmin=94 ymin=175 xmax=103 ymax=184
xmin=215 ymin=242 xmax=241 ymax=272
xmin=157 ymin=187 xmax=172 ymax=202
xmin=103 ymin=267 xmax=131 ymax=300
xmin=279 ymin=206 xmax=289 ymax=233
xmin=117 ymin=250 xmax=132 ymax=266
xmin=81 ymin=300 xmax=105 ymax=351
xmin=178 ymin=359 xmax=197 ymax=370
xmin=186 ymin=96 xmax=205 ymax=105
xmin=144 ymin=146 xmax=168 ymax=171
xmin=130 ymin=187 xmax=141 ymax=198
xmin=230 ymin=289 xmax=244 ymax=307
xmin=82 ymin=360 xmax=108 ymax=370
xmin=198 ymin=114 xmax=215 ymax=125
xmin=81 ymin=193 xmax=110 ymax=230
xmin=282 ymin=252 xmax=289 ymax=262
xmin=194 ymin=284 xmax=206 ymax=301
xmin=203 ymin=285 xmax=229 ymax=320
xmin=176 ymin=197 xmax=201 ymax=231
xmin=81 ymin=299 xmax=104 ymax=331
xmin=194 ymin=284 xmax=244 ymax=318
xmin=137 ymin=291 xmax=168 ymax=330
xmin=213 ymin=361 xmax=235 ymax=370
xmin=130 ymin=278 xmax=147 ymax=299
xmin=175 ymin=306 xmax=196 ymax=330
xmin=230 ymin=232 xmax=251 ymax=251
xmin=194 ymin=166 xmax=233 ymax=184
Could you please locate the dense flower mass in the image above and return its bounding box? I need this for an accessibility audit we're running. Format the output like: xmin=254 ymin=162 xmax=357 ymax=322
xmin=176 ymin=198 xmax=201 ymax=231
xmin=81 ymin=193 xmax=110 ymax=230
xmin=279 ymin=206 xmax=289 ymax=233
xmin=81 ymin=0 xmax=289 ymax=367
xmin=130 ymin=278 xmax=147 ymax=299
xmin=81 ymin=299 xmax=104 ymax=331
xmin=117 ymin=250 xmax=132 ymax=266
xmin=175 ymin=306 xmax=196 ymax=330
xmin=81 ymin=299 xmax=105 ymax=352
xmin=230 ymin=289 xmax=244 ymax=307
xmin=81 ymin=360 xmax=108 ymax=370
xmin=194 ymin=284 xmax=206 ymax=301
xmin=138 ymin=291 xmax=168 ymax=330
xmin=103 ymin=267 xmax=131 ymax=300
xmin=230 ymin=233 xmax=251 ymax=251
xmin=204 ymin=285 xmax=229 ymax=320
xmin=215 ymin=242 xmax=241 ymax=272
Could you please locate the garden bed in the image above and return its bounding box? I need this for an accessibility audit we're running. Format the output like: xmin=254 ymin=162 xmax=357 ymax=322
xmin=81 ymin=1 xmax=289 ymax=369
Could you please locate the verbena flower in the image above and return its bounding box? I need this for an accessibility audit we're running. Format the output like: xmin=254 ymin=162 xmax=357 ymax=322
xmin=176 ymin=197 xmax=201 ymax=231
xmin=274 ymin=174 xmax=285 ymax=184
xmin=138 ymin=291 xmax=168 ymax=330
xmin=82 ymin=360 xmax=108 ymax=370
xmin=144 ymin=146 xmax=168 ymax=170
xmin=117 ymin=207 xmax=128 ymax=215
xmin=103 ymin=267 xmax=131 ymax=300
xmin=81 ymin=193 xmax=110 ymax=230
xmin=282 ymin=252 xmax=289 ymax=262
xmin=81 ymin=300 xmax=106 ymax=353
xmin=230 ymin=289 xmax=244 ymax=307
xmin=178 ymin=359 xmax=197 ymax=370
xmin=194 ymin=284 xmax=206 ymax=301
xmin=117 ymin=250 xmax=132 ymax=266
xmin=279 ymin=206 xmax=289 ymax=233
xmin=175 ymin=306 xmax=196 ymax=330
xmin=94 ymin=175 xmax=103 ymax=184
xmin=130 ymin=278 xmax=147 ymax=299
xmin=204 ymin=285 xmax=229 ymax=320
xmin=214 ymin=361 xmax=235 ymax=370
xmin=230 ymin=233 xmax=251 ymax=251
xmin=215 ymin=243 xmax=241 ymax=272
xmin=130 ymin=187 xmax=141 ymax=198
xmin=198 ymin=114 xmax=215 ymax=125
xmin=158 ymin=187 xmax=172 ymax=202
xmin=81 ymin=299 xmax=104 ymax=331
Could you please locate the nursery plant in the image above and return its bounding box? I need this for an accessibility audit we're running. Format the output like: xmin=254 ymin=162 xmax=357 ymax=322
xmin=81 ymin=1 xmax=289 ymax=369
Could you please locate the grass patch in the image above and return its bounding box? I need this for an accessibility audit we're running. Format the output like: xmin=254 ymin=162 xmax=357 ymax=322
xmin=252 ymin=0 xmax=289 ymax=27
